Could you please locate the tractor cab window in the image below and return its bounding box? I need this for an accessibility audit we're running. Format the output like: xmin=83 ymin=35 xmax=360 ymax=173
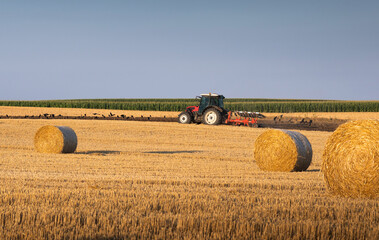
xmin=210 ymin=97 xmax=219 ymax=106
xmin=218 ymin=97 xmax=224 ymax=108
xmin=199 ymin=97 xmax=210 ymax=113
xmin=200 ymin=97 xmax=209 ymax=107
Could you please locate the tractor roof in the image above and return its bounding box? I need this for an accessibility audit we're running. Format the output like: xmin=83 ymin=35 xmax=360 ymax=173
xmin=200 ymin=93 xmax=222 ymax=97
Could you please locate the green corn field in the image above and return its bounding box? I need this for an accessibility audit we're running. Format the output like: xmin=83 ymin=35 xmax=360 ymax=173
xmin=0 ymin=99 xmax=378 ymax=113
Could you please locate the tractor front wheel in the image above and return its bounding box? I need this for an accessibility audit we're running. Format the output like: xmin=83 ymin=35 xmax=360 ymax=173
xmin=202 ymin=108 xmax=222 ymax=125
xmin=178 ymin=112 xmax=192 ymax=124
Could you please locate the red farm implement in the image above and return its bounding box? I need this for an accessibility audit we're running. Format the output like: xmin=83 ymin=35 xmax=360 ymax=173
xmin=225 ymin=111 xmax=260 ymax=127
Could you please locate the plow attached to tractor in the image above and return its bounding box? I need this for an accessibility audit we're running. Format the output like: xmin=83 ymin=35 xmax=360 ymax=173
xmin=178 ymin=93 xmax=265 ymax=127
xmin=225 ymin=111 xmax=265 ymax=127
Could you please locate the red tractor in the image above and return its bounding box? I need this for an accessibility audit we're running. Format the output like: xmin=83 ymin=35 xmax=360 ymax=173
xmin=178 ymin=93 xmax=264 ymax=127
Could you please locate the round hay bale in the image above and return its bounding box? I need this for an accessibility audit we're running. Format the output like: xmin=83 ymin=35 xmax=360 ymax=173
xmin=254 ymin=129 xmax=313 ymax=172
xmin=34 ymin=126 xmax=77 ymax=153
xmin=322 ymin=120 xmax=378 ymax=198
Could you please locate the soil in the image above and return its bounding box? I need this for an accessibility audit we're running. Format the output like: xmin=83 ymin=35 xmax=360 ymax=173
xmin=257 ymin=116 xmax=346 ymax=132
xmin=0 ymin=114 xmax=346 ymax=132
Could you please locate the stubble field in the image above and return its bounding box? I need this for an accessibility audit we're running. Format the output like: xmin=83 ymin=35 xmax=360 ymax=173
xmin=0 ymin=107 xmax=378 ymax=239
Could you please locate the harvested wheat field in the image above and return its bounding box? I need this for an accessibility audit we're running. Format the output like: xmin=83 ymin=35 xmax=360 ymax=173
xmin=0 ymin=106 xmax=179 ymax=118
xmin=0 ymin=109 xmax=378 ymax=239
xmin=1 ymin=106 xmax=379 ymax=120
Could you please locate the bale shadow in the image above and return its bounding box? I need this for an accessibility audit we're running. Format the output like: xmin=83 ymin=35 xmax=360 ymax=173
xmin=76 ymin=150 xmax=122 ymax=156
xmin=306 ymin=169 xmax=321 ymax=172
xmin=144 ymin=150 xmax=203 ymax=154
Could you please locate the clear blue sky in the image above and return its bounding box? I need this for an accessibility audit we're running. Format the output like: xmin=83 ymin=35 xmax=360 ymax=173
xmin=1 ymin=0 xmax=378 ymax=100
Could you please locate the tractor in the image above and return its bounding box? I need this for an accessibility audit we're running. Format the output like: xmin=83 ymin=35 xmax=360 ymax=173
xmin=178 ymin=93 xmax=264 ymax=127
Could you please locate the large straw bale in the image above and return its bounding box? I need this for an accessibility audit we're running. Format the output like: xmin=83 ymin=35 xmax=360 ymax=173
xmin=34 ymin=126 xmax=77 ymax=153
xmin=322 ymin=120 xmax=378 ymax=198
xmin=254 ymin=129 xmax=313 ymax=172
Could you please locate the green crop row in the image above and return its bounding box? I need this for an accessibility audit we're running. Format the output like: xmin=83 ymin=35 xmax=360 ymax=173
xmin=67 ymin=98 xmax=328 ymax=103
xmin=0 ymin=100 xmax=378 ymax=112
xmin=225 ymin=101 xmax=379 ymax=112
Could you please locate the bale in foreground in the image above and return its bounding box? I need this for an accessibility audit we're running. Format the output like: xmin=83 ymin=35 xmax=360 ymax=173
xmin=34 ymin=126 xmax=77 ymax=153
xmin=254 ymin=129 xmax=313 ymax=172
xmin=322 ymin=120 xmax=378 ymax=198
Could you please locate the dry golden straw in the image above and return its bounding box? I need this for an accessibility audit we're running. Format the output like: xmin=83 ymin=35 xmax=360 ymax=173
xmin=254 ymin=129 xmax=313 ymax=172
xmin=322 ymin=120 xmax=378 ymax=198
xmin=34 ymin=126 xmax=77 ymax=153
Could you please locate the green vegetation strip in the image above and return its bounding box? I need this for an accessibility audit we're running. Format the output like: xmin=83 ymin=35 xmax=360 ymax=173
xmin=0 ymin=99 xmax=378 ymax=112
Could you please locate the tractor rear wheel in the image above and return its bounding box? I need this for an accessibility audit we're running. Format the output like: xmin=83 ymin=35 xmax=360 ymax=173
xmin=202 ymin=108 xmax=222 ymax=125
xmin=178 ymin=112 xmax=192 ymax=124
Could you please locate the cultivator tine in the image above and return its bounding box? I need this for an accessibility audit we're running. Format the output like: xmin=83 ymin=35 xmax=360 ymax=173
xmin=236 ymin=111 xmax=250 ymax=118
xmin=256 ymin=112 xmax=266 ymax=118
xmin=231 ymin=111 xmax=265 ymax=119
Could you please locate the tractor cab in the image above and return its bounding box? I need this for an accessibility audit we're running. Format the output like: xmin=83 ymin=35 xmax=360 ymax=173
xmin=197 ymin=93 xmax=225 ymax=114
